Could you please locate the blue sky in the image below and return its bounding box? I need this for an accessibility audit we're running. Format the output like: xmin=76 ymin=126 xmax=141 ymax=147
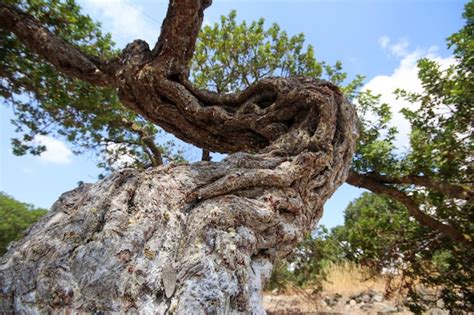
xmin=0 ymin=0 xmax=466 ymax=228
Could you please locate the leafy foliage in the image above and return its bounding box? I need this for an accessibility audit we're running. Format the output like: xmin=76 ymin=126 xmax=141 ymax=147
xmin=266 ymin=227 xmax=342 ymax=292
xmin=394 ymin=1 xmax=473 ymax=232
xmin=333 ymin=193 xmax=419 ymax=270
xmin=334 ymin=193 xmax=473 ymax=312
xmin=191 ymin=10 xmax=361 ymax=94
xmin=1 ymin=0 xmax=177 ymax=173
xmin=344 ymin=5 xmax=472 ymax=310
xmin=0 ymin=192 xmax=47 ymax=255
xmin=191 ymin=10 xmax=321 ymax=93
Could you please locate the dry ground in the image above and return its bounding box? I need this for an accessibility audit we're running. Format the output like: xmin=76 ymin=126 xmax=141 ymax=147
xmin=263 ymin=262 xmax=440 ymax=314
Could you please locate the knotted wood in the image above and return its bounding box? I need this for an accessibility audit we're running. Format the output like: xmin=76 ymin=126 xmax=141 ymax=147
xmin=0 ymin=0 xmax=358 ymax=313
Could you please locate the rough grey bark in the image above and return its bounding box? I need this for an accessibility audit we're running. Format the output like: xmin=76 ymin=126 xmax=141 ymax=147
xmin=1 ymin=80 xmax=357 ymax=313
xmin=0 ymin=0 xmax=358 ymax=313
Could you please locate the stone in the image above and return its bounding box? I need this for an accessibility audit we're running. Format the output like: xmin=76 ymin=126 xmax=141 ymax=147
xmin=429 ymin=308 xmax=448 ymax=315
xmin=361 ymin=303 xmax=373 ymax=310
xmin=349 ymin=299 xmax=357 ymax=306
xmin=372 ymin=294 xmax=384 ymax=303
xmin=436 ymin=298 xmax=445 ymax=309
xmin=361 ymin=294 xmax=371 ymax=303
xmin=377 ymin=303 xmax=398 ymax=313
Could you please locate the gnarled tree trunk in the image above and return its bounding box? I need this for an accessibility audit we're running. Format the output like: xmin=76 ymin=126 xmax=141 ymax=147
xmin=0 ymin=1 xmax=357 ymax=313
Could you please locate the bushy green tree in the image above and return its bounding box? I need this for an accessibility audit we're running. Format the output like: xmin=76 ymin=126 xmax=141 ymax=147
xmin=333 ymin=192 xmax=473 ymax=312
xmin=341 ymin=4 xmax=473 ymax=309
xmin=266 ymin=226 xmax=342 ymax=292
xmin=0 ymin=192 xmax=47 ymax=255
xmin=191 ymin=10 xmax=323 ymax=93
xmin=348 ymin=1 xmax=473 ymax=245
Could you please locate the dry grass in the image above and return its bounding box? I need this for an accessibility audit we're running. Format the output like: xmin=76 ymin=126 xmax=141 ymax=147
xmin=321 ymin=261 xmax=388 ymax=295
xmin=264 ymin=261 xmax=409 ymax=314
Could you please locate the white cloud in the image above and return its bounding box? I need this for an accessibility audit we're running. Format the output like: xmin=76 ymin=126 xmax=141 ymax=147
xmin=363 ymin=43 xmax=455 ymax=149
xmin=378 ymin=36 xmax=410 ymax=57
xmin=79 ymin=0 xmax=163 ymax=47
xmin=378 ymin=35 xmax=390 ymax=49
xmin=34 ymin=135 xmax=73 ymax=164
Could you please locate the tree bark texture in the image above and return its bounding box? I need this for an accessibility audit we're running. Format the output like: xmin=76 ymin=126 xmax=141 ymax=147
xmin=0 ymin=0 xmax=358 ymax=313
xmin=1 ymin=114 xmax=356 ymax=313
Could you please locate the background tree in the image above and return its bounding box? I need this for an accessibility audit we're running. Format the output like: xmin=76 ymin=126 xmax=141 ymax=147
xmin=0 ymin=0 xmax=357 ymax=312
xmin=332 ymin=192 xmax=473 ymax=312
xmin=344 ymin=4 xmax=473 ymax=308
xmin=1 ymin=0 xmax=182 ymax=173
xmin=0 ymin=192 xmax=47 ymax=255
xmin=266 ymin=226 xmax=342 ymax=293
xmin=347 ymin=2 xmax=473 ymax=245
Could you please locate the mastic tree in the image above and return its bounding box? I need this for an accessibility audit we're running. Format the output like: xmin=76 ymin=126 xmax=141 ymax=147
xmin=0 ymin=0 xmax=357 ymax=312
xmin=0 ymin=192 xmax=47 ymax=255
xmin=0 ymin=0 xmax=472 ymax=311
xmin=2 ymin=2 xmax=471 ymax=243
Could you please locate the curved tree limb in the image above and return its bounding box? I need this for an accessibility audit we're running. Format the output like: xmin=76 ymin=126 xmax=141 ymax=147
xmin=361 ymin=172 xmax=473 ymax=200
xmin=1 ymin=1 xmax=343 ymax=156
xmin=151 ymin=0 xmax=212 ymax=76
xmin=347 ymin=170 xmax=471 ymax=245
xmin=0 ymin=4 xmax=116 ymax=86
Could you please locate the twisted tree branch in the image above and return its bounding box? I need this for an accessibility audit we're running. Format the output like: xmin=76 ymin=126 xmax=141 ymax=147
xmin=347 ymin=170 xmax=471 ymax=245
xmin=0 ymin=4 xmax=116 ymax=86
xmin=361 ymin=172 xmax=473 ymax=200
xmin=151 ymin=0 xmax=212 ymax=76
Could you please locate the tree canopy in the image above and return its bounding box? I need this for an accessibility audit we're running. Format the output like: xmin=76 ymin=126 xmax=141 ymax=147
xmin=0 ymin=192 xmax=47 ymax=255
